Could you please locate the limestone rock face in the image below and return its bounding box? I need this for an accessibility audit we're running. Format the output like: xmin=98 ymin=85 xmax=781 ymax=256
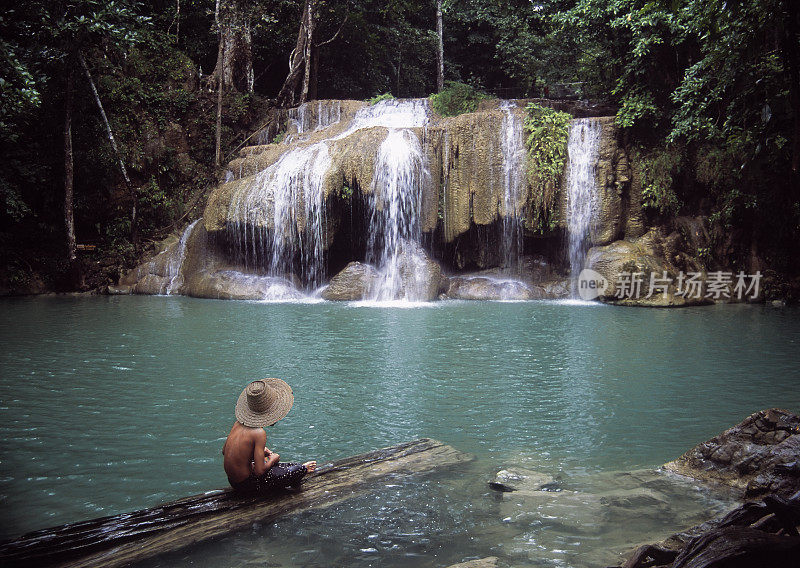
xmin=542 ymin=278 xmax=571 ymax=299
xmin=664 ymin=408 xmax=800 ymax=498
xmin=119 ymin=231 xmax=188 ymax=296
xmin=428 ymin=110 xmax=508 ymax=241
xmin=585 ymin=229 xmax=709 ymax=307
xmin=592 ymin=117 xmax=625 ymax=246
xmin=121 ymin=218 xmax=305 ymax=301
xmin=321 ymin=262 xmax=377 ymax=301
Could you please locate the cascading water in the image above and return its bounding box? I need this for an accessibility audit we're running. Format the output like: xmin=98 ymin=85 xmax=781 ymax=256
xmin=227 ymin=142 xmax=331 ymax=289
xmin=289 ymin=100 xmax=343 ymax=135
xmin=226 ymin=99 xmax=432 ymax=297
xmin=348 ymin=99 xmax=429 ymax=131
xmin=367 ymin=128 xmax=428 ymax=301
xmin=288 ymin=103 xmax=309 ymax=135
xmin=499 ymin=101 xmax=526 ymax=270
xmin=565 ymin=118 xmax=602 ymax=295
xmin=164 ymin=219 xmax=201 ymax=294
xmin=315 ymin=100 xmax=341 ymax=131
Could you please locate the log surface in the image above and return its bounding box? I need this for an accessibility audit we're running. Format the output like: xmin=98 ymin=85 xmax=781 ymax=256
xmin=0 ymin=438 xmax=470 ymax=568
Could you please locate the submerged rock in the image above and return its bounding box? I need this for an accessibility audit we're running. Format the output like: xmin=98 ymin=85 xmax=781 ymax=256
xmin=444 ymin=557 xmax=498 ymax=568
xmin=322 ymin=262 xmax=377 ymax=301
xmin=490 ymin=468 xmax=555 ymax=492
xmin=619 ymin=487 xmax=800 ymax=568
xmin=663 ymin=408 xmax=800 ymax=498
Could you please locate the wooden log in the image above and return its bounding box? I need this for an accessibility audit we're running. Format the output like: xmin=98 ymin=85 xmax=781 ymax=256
xmin=0 ymin=438 xmax=470 ymax=568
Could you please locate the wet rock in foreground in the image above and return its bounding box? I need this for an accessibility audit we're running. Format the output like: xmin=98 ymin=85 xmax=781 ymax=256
xmin=619 ymin=409 xmax=800 ymax=568
xmin=663 ymin=408 xmax=800 ymax=498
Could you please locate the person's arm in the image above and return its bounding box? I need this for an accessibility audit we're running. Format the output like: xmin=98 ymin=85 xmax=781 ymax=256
xmin=251 ymin=430 xmax=279 ymax=475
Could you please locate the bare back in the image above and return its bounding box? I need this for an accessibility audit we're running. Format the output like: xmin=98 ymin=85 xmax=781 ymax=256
xmin=222 ymin=422 xmax=266 ymax=483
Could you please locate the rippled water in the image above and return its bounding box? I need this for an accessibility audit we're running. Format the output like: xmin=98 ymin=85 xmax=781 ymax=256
xmin=1 ymin=297 xmax=799 ymax=566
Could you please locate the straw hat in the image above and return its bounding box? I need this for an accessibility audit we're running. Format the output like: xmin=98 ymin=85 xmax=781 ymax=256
xmin=235 ymin=379 xmax=294 ymax=428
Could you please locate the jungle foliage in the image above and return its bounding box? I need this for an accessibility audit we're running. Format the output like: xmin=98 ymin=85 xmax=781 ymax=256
xmin=523 ymin=103 xmax=572 ymax=233
xmin=1 ymin=0 xmax=799 ymax=290
xmin=429 ymin=81 xmax=488 ymax=117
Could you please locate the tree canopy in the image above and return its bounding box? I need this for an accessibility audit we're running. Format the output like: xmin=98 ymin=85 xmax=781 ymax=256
xmin=1 ymin=0 xmax=798 ymax=290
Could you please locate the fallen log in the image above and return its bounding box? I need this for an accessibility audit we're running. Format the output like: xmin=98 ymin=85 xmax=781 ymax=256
xmin=0 ymin=438 xmax=470 ymax=568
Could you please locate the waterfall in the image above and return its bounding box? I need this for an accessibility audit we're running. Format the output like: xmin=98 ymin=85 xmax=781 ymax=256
xmin=227 ymin=143 xmax=331 ymax=289
xmin=349 ymin=98 xmax=429 ymax=131
xmin=316 ymin=100 xmax=341 ymax=131
xmin=565 ymin=118 xmax=602 ymax=295
xmin=367 ymin=129 xmax=428 ymax=300
xmin=500 ymin=101 xmax=526 ymax=269
xmin=286 ymin=100 xmax=343 ymax=138
xmin=165 ymin=219 xmax=200 ymax=295
xmin=288 ymin=103 xmax=310 ymax=134
xmin=226 ymin=99 xmax=435 ymax=298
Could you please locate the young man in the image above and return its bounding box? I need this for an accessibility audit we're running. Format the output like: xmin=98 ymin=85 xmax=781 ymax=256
xmin=223 ymin=378 xmax=316 ymax=494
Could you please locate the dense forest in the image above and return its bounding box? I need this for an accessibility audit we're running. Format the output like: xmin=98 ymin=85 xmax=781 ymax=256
xmin=1 ymin=0 xmax=798 ymax=296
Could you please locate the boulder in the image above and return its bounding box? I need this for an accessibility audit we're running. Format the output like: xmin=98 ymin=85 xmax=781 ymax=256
xmin=445 ymin=277 xmax=543 ymax=301
xmin=106 ymin=284 xmax=132 ymax=295
xmin=322 ymin=262 xmax=378 ymax=301
xmin=384 ymin=239 xmax=443 ymax=301
xmin=132 ymin=274 xmax=170 ymax=295
xmin=586 ymin=229 xmax=710 ymax=307
xmin=183 ymin=271 xmax=303 ymax=301
xmin=541 ymin=278 xmax=571 ymax=299
xmin=663 ymin=408 xmax=800 ymax=498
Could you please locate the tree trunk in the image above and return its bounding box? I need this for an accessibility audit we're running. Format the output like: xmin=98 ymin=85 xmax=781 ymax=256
xmin=64 ymin=64 xmax=81 ymax=289
xmin=0 ymin=439 xmax=470 ymax=568
xmin=211 ymin=0 xmax=253 ymax=93
xmin=436 ymin=0 xmax=444 ymax=92
xmin=78 ymin=53 xmax=137 ymax=246
xmin=308 ymin=46 xmax=319 ymax=101
xmin=276 ymin=0 xmax=312 ymax=107
xmin=299 ymin=0 xmax=317 ymax=104
xmin=215 ymin=0 xmax=224 ymax=168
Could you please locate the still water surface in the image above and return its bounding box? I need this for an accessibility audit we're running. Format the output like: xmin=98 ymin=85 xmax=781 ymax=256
xmin=1 ymin=297 xmax=798 ymax=566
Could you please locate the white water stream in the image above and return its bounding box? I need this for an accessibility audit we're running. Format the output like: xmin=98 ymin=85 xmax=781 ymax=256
xmin=367 ymin=129 xmax=428 ymax=300
xmin=499 ymin=101 xmax=526 ymax=270
xmin=565 ymin=118 xmax=602 ymax=295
